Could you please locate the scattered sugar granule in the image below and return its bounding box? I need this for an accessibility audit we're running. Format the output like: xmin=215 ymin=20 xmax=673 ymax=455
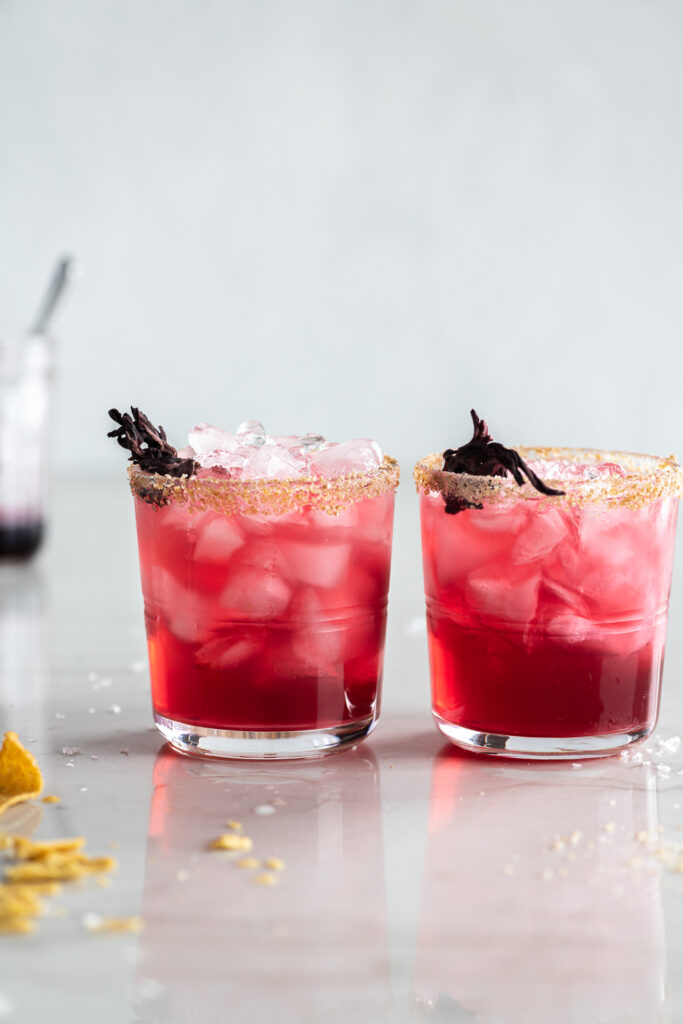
xmin=502 ymin=864 xmax=515 ymax=876
xmin=604 ymin=822 xmax=616 ymax=834
xmin=83 ymin=912 xmax=143 ymax=933
xmin=541 ymin=868 xmax=554 ymax=881
xmin=550 ymin=838 xmax=566 ymax=852
xmin=87 ymin=672 xmax=98 ymax=683
xmin=176 ymin=869 xmax=189 ymax=882
xmin=608 ymin=799 xmax=617 ymax=807
xmin=55 ymin=713 xmax=66 ymax=720
xmin=79 ymin=787 xmax=88 ymax=793
xmin=569 ymin=830 xmax=582 ymax=846
xmin=252 ymin=872 xmax=278 ymax=886
xmin=90 ymin=755 xmax=99 ymax=761
xmin=209 ymin=834 xmax=253 ymax=853
xmin=61 ymin=747 xmax=81 ymax=756
xmin=254 ymin=805 xmax=275 ymax=816
xmin=88 ymin=708 xmax=96 ymax=715
xmin=264 ymin=857 xmax=285 ymax=871
xmin=129 ymin=660 xmax=146 ymax=673
xmin=107 ymin=705 xmax=122 ymax=715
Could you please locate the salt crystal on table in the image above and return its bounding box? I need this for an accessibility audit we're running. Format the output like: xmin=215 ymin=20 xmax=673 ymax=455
xmin=308 ymin=439 xmax=383 ymax=477
xmin=61 ymin=747 xmax=81 ymax=756
xmin=55 ymin=712 xmax=66 ymax=720
xmin=108 ymin=704 xmax=122 ymax=714
xmin=656 ymin=736 xmax=681 ymax=756
xmin=129 ymin=660 xmax=146 ymax=673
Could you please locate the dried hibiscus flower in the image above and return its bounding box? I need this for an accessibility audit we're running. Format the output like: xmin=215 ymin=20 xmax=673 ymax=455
xmin=442 ymin=410 xmax=564 ymax=514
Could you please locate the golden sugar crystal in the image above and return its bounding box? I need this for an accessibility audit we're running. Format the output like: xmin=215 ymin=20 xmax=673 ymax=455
xmin=209 ymin=834 xmax=253 ymax=853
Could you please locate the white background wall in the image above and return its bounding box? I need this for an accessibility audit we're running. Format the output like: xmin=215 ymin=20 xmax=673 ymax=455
xmin=1 ymin=0 xmax=682 ymax=476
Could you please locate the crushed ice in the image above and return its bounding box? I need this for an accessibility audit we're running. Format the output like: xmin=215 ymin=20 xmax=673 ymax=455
xmin=186 ymin=421 xmax=383 ymax=480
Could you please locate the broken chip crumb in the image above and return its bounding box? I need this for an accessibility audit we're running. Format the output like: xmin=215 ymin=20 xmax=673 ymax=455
xmin=264 ymin=857 xmax=285 ymax=871
xmin=236 ymin=857 xmax=261 ymax=870
xmin=0 ymin=732 xmax=43 ymax=815
xmin=226 ymin=821 xmax=243 ymax=831
xmin=42 ymin=795 xmax=61 ymax=804
xmin=209 ymin=834 xmax=253 ymax=853
xmin=252 ymin=872 xmax=278 ymax=886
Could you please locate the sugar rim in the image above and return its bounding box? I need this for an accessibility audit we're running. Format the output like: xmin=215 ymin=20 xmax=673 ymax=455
xmin=413 ymin=447 xmax=683 ymax=510
xmin=128 ymin=455 xmax=400 ymax=516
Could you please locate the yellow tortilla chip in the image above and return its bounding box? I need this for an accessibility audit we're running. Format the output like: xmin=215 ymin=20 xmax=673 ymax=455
xmin=0 ymin=916 xmax=35 ymax=934
xmin=0 ymin=885 xmax=43 ymax=918
xmin=0 ymin=733 xmax=43 ymax=815
xmin=10 ymin=836 xmax=85 ymax=861
xmin=5 ymin=852 xmax=117 ymax=884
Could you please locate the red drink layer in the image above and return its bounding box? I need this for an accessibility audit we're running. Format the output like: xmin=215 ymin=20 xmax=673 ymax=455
xmin=416 ymin=451 xmax=681 ymax=752
xmin=134 ymin=485 xmax=395 ymax=734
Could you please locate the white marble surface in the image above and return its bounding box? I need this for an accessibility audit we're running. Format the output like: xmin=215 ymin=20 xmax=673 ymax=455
xmin=1 ymin=478 xmax=683 ymax=1023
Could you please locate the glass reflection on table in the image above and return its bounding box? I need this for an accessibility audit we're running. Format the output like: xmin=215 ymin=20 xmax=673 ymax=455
xmin=132 ymin=746 xmax=389 ymax=1023
xmin=0 ymin=564 xmax=46 ymax=736
xmin=413 ymin=746 xmax=668 ymax=1024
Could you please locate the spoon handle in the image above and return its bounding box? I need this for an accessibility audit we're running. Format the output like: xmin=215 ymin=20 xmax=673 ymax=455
xmin=30 ymin=255 xmax=75 ymax=336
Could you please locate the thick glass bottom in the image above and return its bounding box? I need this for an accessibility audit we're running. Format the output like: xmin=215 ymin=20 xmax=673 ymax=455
xmin=0 ymin=521 xmax=44 ymax=559
xmin=154 ymin=711 xmax=378 ymax=760
xmin=434 ymin=715 xmax=654 ymax=760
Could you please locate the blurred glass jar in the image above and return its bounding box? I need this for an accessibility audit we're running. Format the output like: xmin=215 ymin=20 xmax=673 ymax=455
xmin=0 ymin=333 xmax=53 ymax=559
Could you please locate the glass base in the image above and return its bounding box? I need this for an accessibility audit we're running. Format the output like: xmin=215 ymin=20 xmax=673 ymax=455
xmin=434 ymin=715 xmax=654 ymax=760
xmin=154 ymin=712 xmax=378 ymax=760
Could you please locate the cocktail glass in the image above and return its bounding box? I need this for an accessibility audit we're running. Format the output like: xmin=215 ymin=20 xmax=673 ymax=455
xmin=414 ymin=447 xmax=682 ymax=758
xmin=0 ymin=333 xmax=52 ymax=559
xmin=129 ymin=455 xmax=399 ymax=759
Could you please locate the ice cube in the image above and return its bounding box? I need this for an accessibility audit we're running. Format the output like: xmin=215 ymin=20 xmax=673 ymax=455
xmin=195 ymin=636 xmax=261 ymax=668
xmin=219 ymin=565 xmax=292 ymax=617
xmin=298 ymin=434 xmax=327 ymax=453
xmin=277 ymin=539 xmax=350 ymax=588
xmin=241 ymin=444 xmax=307 ymax=480
xmin=236 ymin=419 xmax=266 ymax=448
xmin=511 ymin=507 xmax=570 ymax=565
xmin=194 ymin=515 xmax=244 ymax=563
xmin=308 ymin=439 xmax=383 ymax=478
xmin=152 ymin=568 xmax=213 ymax=643
xmin=188 ymin=423 xmax=235 ymax=458
xmin=466 ymin=572 xmax=539 ymax=623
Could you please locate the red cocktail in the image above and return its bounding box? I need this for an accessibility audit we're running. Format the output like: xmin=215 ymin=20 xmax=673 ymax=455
xmin=415 ymin=434 xmax=681 ymax=758
xmin=118 ymin=414 xmax=399 ymax=759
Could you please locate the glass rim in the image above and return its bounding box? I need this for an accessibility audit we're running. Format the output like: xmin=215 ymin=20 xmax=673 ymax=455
xmin=128 ymin=455 xmax=400 ymax=517
xmin=413 ymin=446 xmax=683 ymax=509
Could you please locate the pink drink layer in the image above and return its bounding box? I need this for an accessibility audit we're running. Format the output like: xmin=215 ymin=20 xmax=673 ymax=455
xmin=419 ymin=459 xmax=679 ymax=740
xmin=134 ymin=478 xmax=395 ymax=733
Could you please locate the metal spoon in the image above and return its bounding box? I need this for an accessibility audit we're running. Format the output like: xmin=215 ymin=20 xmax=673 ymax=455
xmin=30 ymin=255 xmax=76 ymax=336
